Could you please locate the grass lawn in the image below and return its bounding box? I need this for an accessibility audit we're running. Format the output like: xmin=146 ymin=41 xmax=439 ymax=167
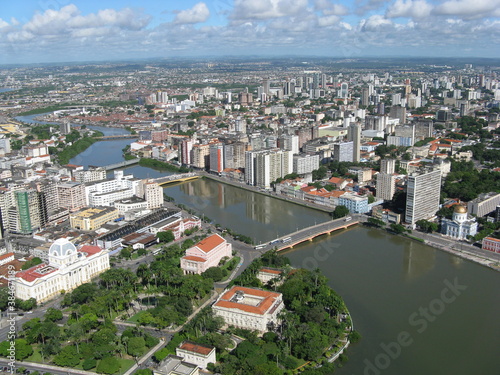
xmin=220 ymin=256 xmax=240 ymax=281
xmin=116 ymin=358 xmax=136 ymax=374
xmin=25 ymin=347 xmax=44 ymax=363
xmin=127 ymin=310 xmax=149 ymax=324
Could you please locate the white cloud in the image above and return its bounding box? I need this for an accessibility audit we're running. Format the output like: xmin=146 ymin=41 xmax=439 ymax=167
xmin=386 ymin=0 xmax=433 ymax=19
xmin=435 ymin=0 xmax=500 ymax=18
xmin=360 ymin=15 xmax=393 ymax=30
xmin=231 ymin=0 xmax=309 ymax=21
xmin=314 ymin=0 xmax=349 ymax=15
xmin=318 ymin=15 xmax=341 ymax=26
xmin=174 ymin=3 xmax=210 ymax=24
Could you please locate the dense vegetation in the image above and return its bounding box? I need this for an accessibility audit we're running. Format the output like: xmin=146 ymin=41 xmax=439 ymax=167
xmin=442 ymin=160 xmax=500 ymax=201
xmin=138 ymin=158 xmax=191 ymax=173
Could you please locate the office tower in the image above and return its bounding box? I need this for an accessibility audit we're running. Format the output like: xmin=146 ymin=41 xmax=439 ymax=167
xmin=333 ymin=142 xmax=354 ymax=162
xmin=348 ymin=123 xmax=361 ymax=163
xmin=394 ymin=125 xmax=415 ymax=146
xmin=278 ymin=134 xmax=299 ymax=154
xmin=7 ymin=189 xmax=46 ymax=235
xmin=209 ymin=143 xmax=224 ymax=174
xmin=377 ymin=103 xmax=385 ymax=115
xmin=380 ymin=159 xmax=396 ymax=174
xmin=436 ymin=108 xmax=451 ymax=121
xmin=181 ymin=139 xmax=194 ymax=165
xmin=283 ymin=80 xmax=292 ymax=96
xmin=235 ymin=117 xmax=247 ymax=133
xmin=405 ymin=169 xmax=442 ymax=226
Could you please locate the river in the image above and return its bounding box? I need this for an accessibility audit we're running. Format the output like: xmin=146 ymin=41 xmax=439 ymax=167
xmin=16 ymin=115 xmax=500 ymax=374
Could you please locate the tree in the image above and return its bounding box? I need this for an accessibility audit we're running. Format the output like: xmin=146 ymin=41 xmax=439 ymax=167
xmin=202 ymin=267 xmax=224 ymax=282
xmin=156 ymin=231 xmax=175 ymax=243
xmin=367 ymin=217 xmax=386 ymax=227
xmin=53 ymin=345 xmax=80 ymax=367
xmin=332 ymin=205 xmax=349 ymax=219
xmin=127 ymin=336 xmax=146 ymax=361
xmin=14 ymin=339 xmax=33 ymax=361
xmin=416 ymin=219 xmax=438 ymax=233
xmin=96 ymin=356 xmax=121 ymax=374
xmin=21 ymin=257 xmax=43 ymax=270
xmin=44 ymin=307 xmax=63 ymax=322
xmin=120 ymin=247 xmax=132 ymax=260
xmin=82 ymin=358 xmax=97 ymax=371
xmin=390 ymin=223 xmax=406 ymax=234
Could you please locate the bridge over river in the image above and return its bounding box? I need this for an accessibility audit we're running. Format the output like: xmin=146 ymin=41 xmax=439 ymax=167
xmin=254 ymin=215 xmax=365 ymax=252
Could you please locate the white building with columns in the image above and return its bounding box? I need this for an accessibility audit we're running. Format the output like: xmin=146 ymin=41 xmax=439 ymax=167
xmin=14 ymin=238 xmax=110 ymax=303
xmin=441 ymin=205 xmax=478 ymax=240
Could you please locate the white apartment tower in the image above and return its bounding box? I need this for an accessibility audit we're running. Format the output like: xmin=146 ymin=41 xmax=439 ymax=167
xmin=405 ymin=169 xmax=442 ymax=226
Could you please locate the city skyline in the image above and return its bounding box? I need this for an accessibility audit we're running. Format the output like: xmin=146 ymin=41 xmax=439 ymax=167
xmin=1 ymin=0 xmax=500 ymax=64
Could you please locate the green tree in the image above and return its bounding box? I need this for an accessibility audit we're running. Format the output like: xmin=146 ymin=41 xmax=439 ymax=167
xmin=14 ymin=339 xmax=33 ymax=361
xmin=332 ymin=205 xmax=349 ymax=219
xmin=156 ymin=231 xmax=175 ymax=243
xmin=44 ymin=307 xmax=63 ymax=322
xmin=127 ymin=336 xmax=146 ymax=361
xmin=21 ymin=257 xmax=43 ymax=270
xmin=120 ymin=247 xmax=132 ymax=260
xmin=416 ymin=219 xmax=438 ymax=233
xmin=82 ymin=358 xmax=97 ymax=370
xmin=96 ymin=356 xmax=121 ymax=374
xmin=53 ymin=345 xmax=80 ymax=367
xmin=201 ymin=267 xmax=224 ymax=282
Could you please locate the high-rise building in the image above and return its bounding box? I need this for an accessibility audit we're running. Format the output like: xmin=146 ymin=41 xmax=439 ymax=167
xmin=380 ymin=159 xmax=396 ymax=174
xmin=60 ymin=120 xmax=71 ymax=135
xmin=245 ymin=149 xmax=293 ymax=188
xmin=192 ymin=144 xmax=210 ymax=169
xmin=339 ymin=82 xmax=349 ymax=99
xmin=293 ymin=154 xmax=320 ymax=175
xmin=209 ymin=143 xmax=224 ymax=174
xmin=376 ymin=174 xmax=396 ymax=201
xmin=405 ymin=169 xmax=442 ymax=226
xmin=348 ymin=123 xmax=361 ymax=163
xmin=361 ymin=87 xmax=370 ymax=107
xmin=180 ymin=139 xmax=194 ymax=165
xmin=333 ymin=142 xmax=354 ymax=162
xmin=223 ymin=142 xmax=246 ymax=170
xmin=142 ymin=180 xmax=164 ymax=209
xmin=57 ymin=182 xmax=86 ymax=212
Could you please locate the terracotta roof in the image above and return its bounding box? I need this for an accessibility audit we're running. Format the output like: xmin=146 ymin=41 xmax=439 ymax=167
xmin=182 ymin=255 xmax=207 ymax=263
xmin=259 ymin=268 xmax=282 ymax=275
xmin=16 ymin=264 xmax=57 ymax=282
xmin=214 ymin=286 xmax=282 ymax=315
xmin=178 ymin=341 xmax=214 ymax=356
xmin=194 ymin=234 xmax=225 ymax=253
xmin=484 ymin=237 xmax=500 ymax=243
xmin=79 ymin=245 xmax=102 ymax=257
xmin=0 ymin=253 xmax=14 ymax=261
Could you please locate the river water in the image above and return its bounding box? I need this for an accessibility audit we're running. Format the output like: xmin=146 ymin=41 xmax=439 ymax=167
xmin=17 ymin=115 xmax=500 ymax=374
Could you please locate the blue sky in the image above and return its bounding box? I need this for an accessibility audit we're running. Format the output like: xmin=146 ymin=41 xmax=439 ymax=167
xmin=1 ymin=0 xmax=500 ymax=64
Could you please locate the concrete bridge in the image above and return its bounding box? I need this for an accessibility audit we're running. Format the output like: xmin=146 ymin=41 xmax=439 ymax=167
xmin=95 ymin=158 xmax=140 ymax=171
xmin=253 ymin=215 xmax=364 ymax=252
xmin=151 ymin=172 xmax=200 ymax=186
xmin=96 ymin=134 xmax=138 ymax=140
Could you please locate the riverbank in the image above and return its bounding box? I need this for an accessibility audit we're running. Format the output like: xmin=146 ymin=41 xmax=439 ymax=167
xmin=202 ymin=173 xmax=334 ymax=214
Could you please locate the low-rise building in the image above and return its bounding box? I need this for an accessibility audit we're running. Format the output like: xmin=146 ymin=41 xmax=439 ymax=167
xmin=212 ymin=286 xmax=284 ymax=332
xmin=482 ymin=237 xmax=500 ymax=253
xmin=14 ymin=238 xmax=110 ymax=303
xmin=441 ymin=205 xmax=478 ymax=240
xmin=176 ymin=342 xmax=216 ymax=370
xmin=338 ymin=193 xmax=369 ymax=214
xmin=154 ymin=355 xmax=199 ymax=375
xmin=70 ymin=206 xmax=120 ymax=231
xmin=180 ymin=234 xmax=232 ymax=275
xmin=257 ymin=267 xmax=284 ymax=285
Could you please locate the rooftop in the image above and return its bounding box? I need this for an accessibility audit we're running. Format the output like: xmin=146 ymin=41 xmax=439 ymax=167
xmin=213 ymin=286 xmax=282 ymax=315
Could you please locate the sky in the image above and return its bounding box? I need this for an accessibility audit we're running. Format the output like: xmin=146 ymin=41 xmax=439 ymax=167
xmin=1 ymin=0 xmax=500 ymax=64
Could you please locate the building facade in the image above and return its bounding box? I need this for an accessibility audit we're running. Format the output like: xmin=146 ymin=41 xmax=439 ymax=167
xmin=176 ymin=342 xmax=216 ymax=369
xmin=14 ymin=238 xmax=110 ymax=303
xmin=440 ymin=205 xmax=478 ymax=240
xmin=180 ymin=234 xmax=232 ymax=275
xmin=212 ymin=286 xmax=284 ymax=332
xmin=405 ymin=169 xmax=442 ymax=226
xmin=482 ymin=237 xmax=500 ymax=253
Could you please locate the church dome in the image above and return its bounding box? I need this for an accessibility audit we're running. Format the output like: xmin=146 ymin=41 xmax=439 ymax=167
xmin=49 ymin=238 xmax=76 ymax=257
xmin=454 ymin=205 xmax=467 ymax=214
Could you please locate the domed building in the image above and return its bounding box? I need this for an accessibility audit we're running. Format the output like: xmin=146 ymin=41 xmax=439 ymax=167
xmin=441 ymin=205 xmax=478 ymax=240
xmin=14 ymin=238 xmax=110 ymax=303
